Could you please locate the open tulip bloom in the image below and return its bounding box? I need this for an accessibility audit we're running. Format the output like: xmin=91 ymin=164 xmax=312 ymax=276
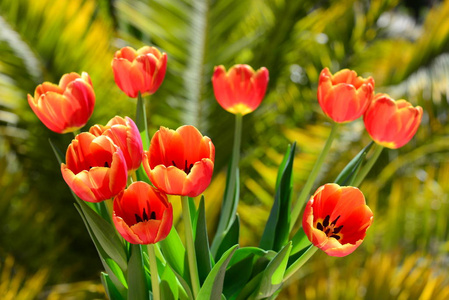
xmin=30 ymin=46 xmax=424 ymax=299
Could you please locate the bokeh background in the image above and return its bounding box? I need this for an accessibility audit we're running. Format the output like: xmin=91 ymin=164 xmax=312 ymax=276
xmin=1 ymin=0 xmax=449 ymax=299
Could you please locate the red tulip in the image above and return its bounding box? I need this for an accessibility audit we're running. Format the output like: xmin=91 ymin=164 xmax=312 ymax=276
xmin=61 ymin=132 xmax=128 ymax=203
xmin=113 ymin=181 xmax=173 ymax=244
xmin=302 ymin=183 xmax=373 ymax=257
xmin=212 ymin=64 xmax=269 ymax=115
xmin=142 ymin=125 xmax=215 ymax=197
xmin=90 ymin=116 xmax=143 ymax=171
xmin=364 ymin=94 xmax=423 ymax=149
xmin=317 ymin=68 xmax=374 ymax=123
xmin=112 ymin=46 xmax=167 ymax=98
xmin=27 ymin=72 xmax=95 ymax=133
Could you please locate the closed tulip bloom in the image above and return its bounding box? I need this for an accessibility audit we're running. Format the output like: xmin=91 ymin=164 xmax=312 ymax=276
xmin=113 ymin=181 xmax=173 ymax=245
xmin=317 ymin=68 xmax=374 ymax=123
xmin=212 ymin=64 xmax=269 ymax=115
xmin=143 ymin=125 xmax=215 ymax=197
xmin=364 ymin=94 xmax=423 ymax=149
xmin=27 ymin=72 xmax=95 ymax=133
xmin=90 ymin=116 xmax=143 ymax=171
xmin=61 ymin=133 xmax=128 ymax=203
xmin=302 ymin=183 xmax=373 ymax=257
xmin=112 ymin=46 xmax=167 ymax=98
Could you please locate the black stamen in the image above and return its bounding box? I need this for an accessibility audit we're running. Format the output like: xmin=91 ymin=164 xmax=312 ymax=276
xmin=317 ymin=222 xmax=324 ymax=231
xmin=172 ymin=160 xmax=177 ymax=167
xmin=150 ymin=211 xmax=156 ymax=220
xmin=104 ymin=162 xmax=109 ymax=168
xmin=135 ymin=214 xmax=143 ymax=223
xmin=185 ymin=160 xmax=188 ymax=172
xmin=89 ymin=166 xmax=93 ymax=169
xmin=323 ymin=215 xmax=330 ymax=227
xmin=330 ymin=235 xmax=341 ymax=240
xmin=324 ymin=228 xmax=330 ymax=235
xmin=188 ymin=163 xmax=194 ymax=173
xmin=142 ymin=208 xmax=149 ymax=221
xmin=333 ymin=225 xmax=343 ymax=234
xmin=331 ymin=215 xmax=341 ymax=226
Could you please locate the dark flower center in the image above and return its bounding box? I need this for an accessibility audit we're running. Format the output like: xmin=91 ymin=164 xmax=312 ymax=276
xmin=135 ymin=208 xmax=157 ymax=223
xmin=172 ymin=160 xmax=194 ymax=174
xmin=316 ymin=215 xmax=343 ymax=240
xmin=88 ymin=161 xmax=110 ymax=169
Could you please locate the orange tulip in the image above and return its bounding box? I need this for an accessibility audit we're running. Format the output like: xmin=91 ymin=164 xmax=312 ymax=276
xmin=317 ymin=68 xmax=374 ymax=123
xmin=89 ymin=116 xmax=143 ymax=171
xmin=364 ymin=94 xmax=423 ymax=149
xmin=302 ymin=183 xmax=373 ymax=257
xmin=61 ymin=133 xmax=128 ymax=203
xmin=212 ymin=64 xmax=269 ymax=115
xmin=142 ymin=125 xmax=215 ymax=197
xmin=27 ymin=72 xmax=95 ymax=133
xmin=112 ymin=46 xmax=167 ymax=98
xmin=113 ymin=181 xmax=173 ymax=245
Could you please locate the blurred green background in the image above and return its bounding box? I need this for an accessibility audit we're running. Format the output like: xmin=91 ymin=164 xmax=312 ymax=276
xmin=1 ymin=0 xmax=449 ymax=299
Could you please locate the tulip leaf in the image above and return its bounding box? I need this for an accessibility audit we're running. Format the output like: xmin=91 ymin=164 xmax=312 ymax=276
xmin=284 ymin=244 xmax=317 ymax=282
xmin=101 ymin=272 xmax=125 ymax=300
xmin=127 ymin=244 xmax=149 ymax=300
xmin=76 ymin=203 xmax=127 ymax=296
xmin=159 ymin=227 xmax=188 ymax=281
xmin=160 ymin=264 xmax=179 ymax=300
xmin=290 ymin=228 xmax=310 ymax=257
xmin=211 ymin=164 xmax=240 ymax=257
xmin=334 ymin=141 xmax=373 ymax=186
xmin=74 ymin=199 xmax=128 ymax=271
xmin=166 ymin=262 xmax=194 ymax=300
xmin=235 ymin=272 xmax=263 ymax=300
xmin=215 ymin=214 xmax=240 ymax=262
xmin=251 ymin=242 xmax=292 ymax=299
xmin=259 ymin=143 xmax=296 ymax=251
xmin=195 ymin=196 xmax=212 ymax=285
xmin=196 ymin=245 xmax=238 ymax=300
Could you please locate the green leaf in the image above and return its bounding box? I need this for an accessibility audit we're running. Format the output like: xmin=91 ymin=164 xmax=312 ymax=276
xmin=334 ymin=142 xmax=373 ymax=186
xmin=284 ymin=245 xmax=317 ymax=282
xmin=223 ymin=253 xmax=255 ymax=298
xmin=75 ymin=204 xmax=127 ymax=296
xmin=159 ymin=227 xmax=188 ymax=281
xmin=127 ymin=244 xmax=149 ymax=300
xmin=166 ymin=262 xmax=194 ymax=300
xmin=195 ymin=196 xmax=212 ymax=285
xmin=136 ymin=92 xmax=150 ymax=150
xmin=215 ymin=215 xmax=240 ymax=262
xmin=75 ymin=199 xmax=128 ymax=271
xmin=197 ymin=245 xmax=238 ymax=300
xmin=211 ymin=165 xmax=240 ymax=256
xmin=48 ymin=138 xmax=64 ymax=164
xmin=160 ymin=265 xmax=179 ymax=300
xmin=252 ymin=242 xmax=292 ymax=299
xmin=260 ymin=143 xmax=296 ymax=251
xmin=235 ymin=273 xmax=263 ymax=300
xmin=101 ymin=272 xmax=125 ymax=300
xmin=290 ymin=228 xmax=310 ymax=257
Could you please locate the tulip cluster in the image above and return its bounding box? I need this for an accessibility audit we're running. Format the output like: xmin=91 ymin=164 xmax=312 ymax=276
xmin=26 ymin=41 xmax=424 ymax=299
xmin=317 ymin=68 xmax=423 ymax=149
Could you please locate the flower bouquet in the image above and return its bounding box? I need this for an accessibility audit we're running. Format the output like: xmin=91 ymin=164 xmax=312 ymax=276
xmin=27 ymin=45 xmax=422 ymax=299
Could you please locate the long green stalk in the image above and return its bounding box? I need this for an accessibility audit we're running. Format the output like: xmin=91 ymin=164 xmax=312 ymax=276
xmin=136 ymin=92 xmax=150 ymax=149
xmin=353 ymin=143 xmax=384 ymax=187
xmin=290 ymin=123 xmax=339 ymax=232
xmin=181 ymin=196 xmax=200 ymax=297
xmin=148 ymin=244 xmax=160 ymax=300
xmin=211 ymin=113 xmax=242 ymax=255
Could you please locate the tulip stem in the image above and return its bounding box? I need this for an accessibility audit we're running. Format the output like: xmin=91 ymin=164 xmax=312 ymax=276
xmin=211 ymin=113 xmax=242 ymax=255
xmin=181 ymin=195 xmax=200 ymax=297
xmin=353 ymin=144 xmax=384 ymax=187
xmin=283 ymin=246 xmax=318 ymax=282
xmin=290 ymin=122 xmax=339 ymax=232
xmin=148 ymin=244 xmax=160 ymax=300
xmin=136 ymin=92 xmax=150 ymax=150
